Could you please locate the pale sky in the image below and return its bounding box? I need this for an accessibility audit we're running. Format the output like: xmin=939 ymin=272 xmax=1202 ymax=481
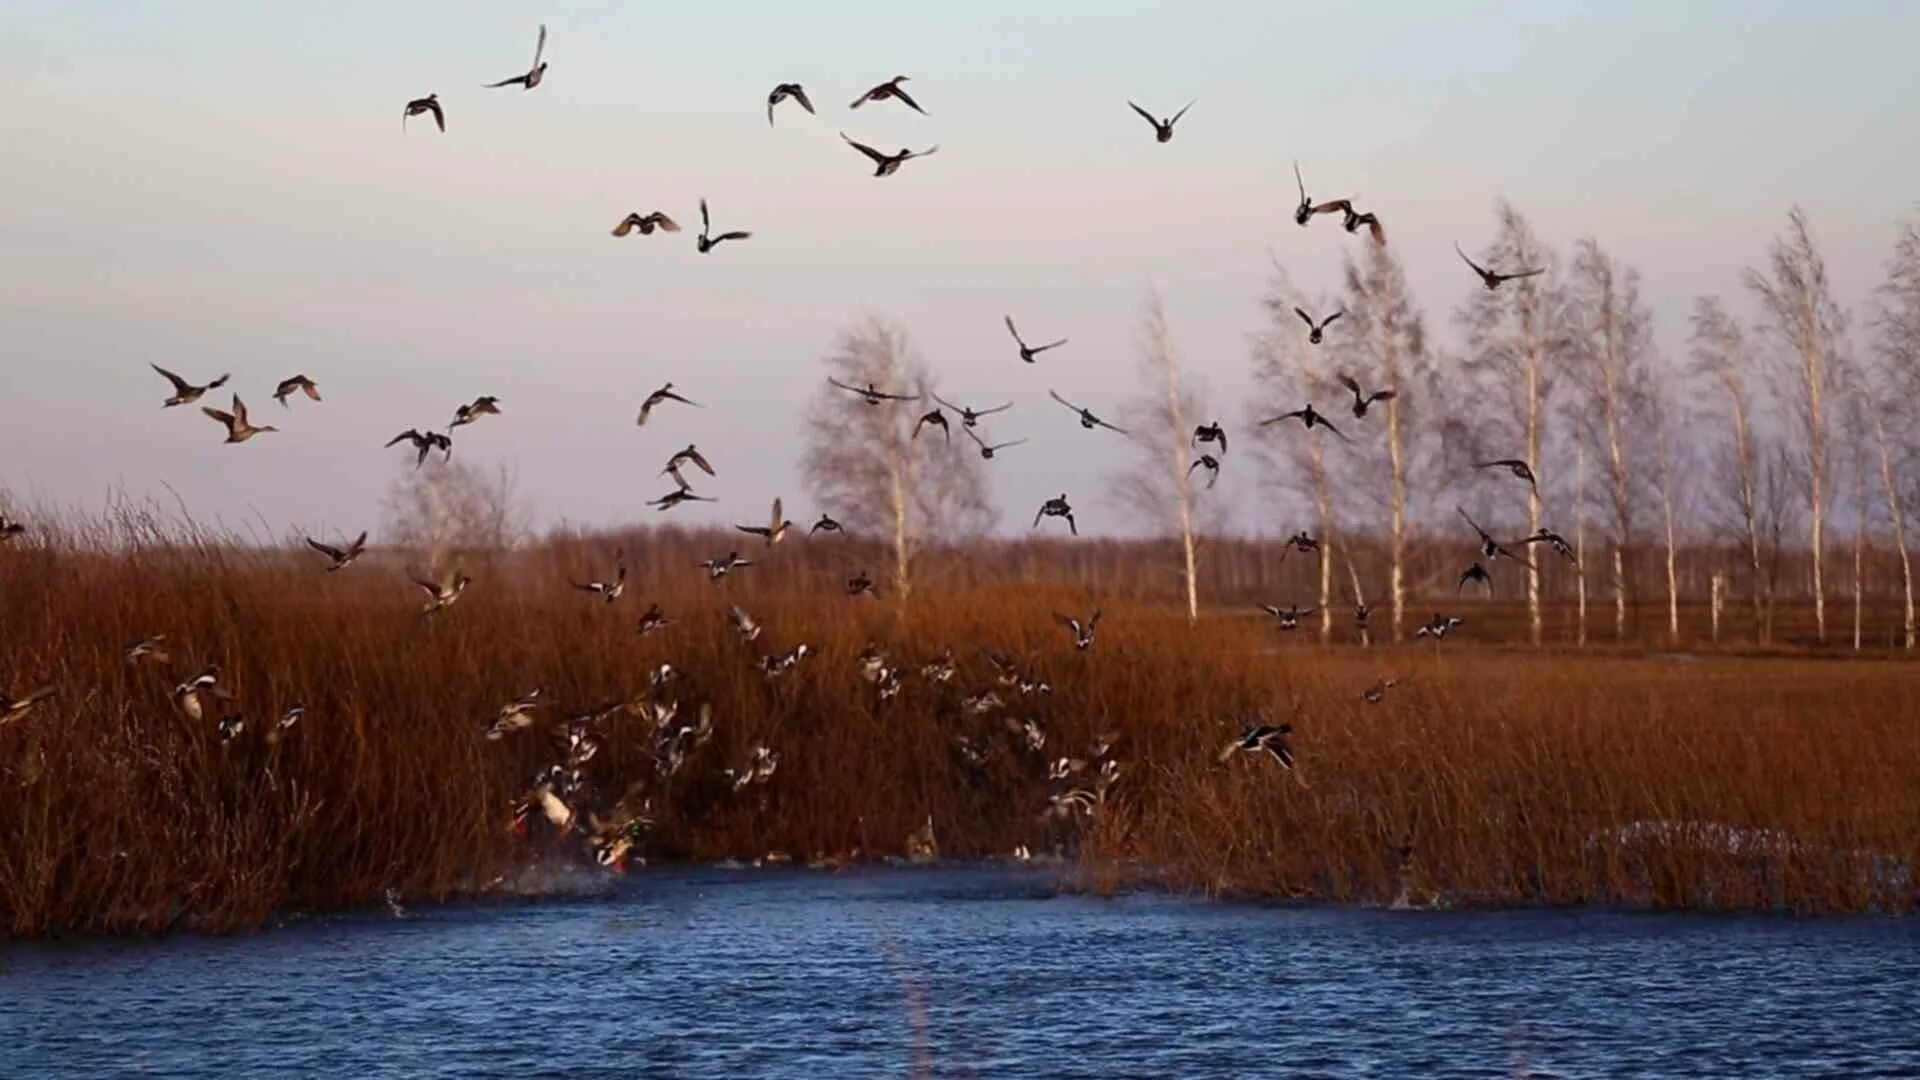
xmin=2 ymin=1 xmax=1915 ymax=540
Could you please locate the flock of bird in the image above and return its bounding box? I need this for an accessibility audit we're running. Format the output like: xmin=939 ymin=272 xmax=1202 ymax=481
xmin=0 ymin=24 xmax=1589 ymax=872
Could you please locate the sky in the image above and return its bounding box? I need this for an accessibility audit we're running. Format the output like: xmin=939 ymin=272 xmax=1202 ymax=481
xmin=2 ymin=1 xmax=1916 ymax=541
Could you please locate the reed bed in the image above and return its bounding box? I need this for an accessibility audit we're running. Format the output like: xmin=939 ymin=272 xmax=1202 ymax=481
xmin=1 ymin=512 xmax=1916 ymax=934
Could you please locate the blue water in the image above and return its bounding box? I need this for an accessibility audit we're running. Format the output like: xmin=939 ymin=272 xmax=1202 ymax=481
xmin=4 ymin=865 xmax=1918 ymax=1078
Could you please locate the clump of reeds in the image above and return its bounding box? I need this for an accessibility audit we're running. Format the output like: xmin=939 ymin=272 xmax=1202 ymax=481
xmin=1 ymin=507 xmax=1914 ymax=935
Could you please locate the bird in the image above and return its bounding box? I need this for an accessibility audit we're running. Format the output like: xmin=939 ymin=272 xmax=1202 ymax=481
xmin=215 ymin=714 xmax=246 ymax=744
xmin=0 ymin=514 xmax=27 ymax=541
xmin=649 ymin=488 xmax=715 ymax=512
xmin=850 ymin=76 xmax=926 ymax=115
xmin=612 ymin=211 xmax=680 ymax=238
xmin=571 ymin=558 xmax=627 ymax=604
xmin=636 ymin=603 xmax=672 ymax=637
xmin=1259 ymin=404 xmax=1350 ymax=442
xmin=637 ymin=383 xmax=701 ymax=426
xmin=809 ymin=513 xmax=843 ymax=536
xmin=1362 ymin=679 xmax=1398 ymax=705
xmin=1291 ymin=162 xmax=1317 ymax=226
xmin=759 ymin=645 xmax=811 ymax=678
xmin=845 ymin=571 xmax=876 ymax=598
xmin=1281 ymin=531 xmax=1319 ymax=558
xmin=1188 ymin=454 xmax=1221 ymax=489
xmin=1458 ymin=561 xmax=1493 ymax=594
xmin=662 ymin=444 xmax=716 ymax=489
xmin=1048 ymin=390 xmax=1129 ymax=435
xmin=1035 ymin=494 xmax=1077 ymax=536
xmin=402 ymin=94 xmax=445 ymax=132
xmin=1005 ymin=316 xmax=1067 ymax=363
xmin=385 ymin=429 xmax=452 ymax=468
xmin=150 ymin=363 xmax=230 ymax=407
xmin=841 ymin=132 xmax=939 ymax=177
xmin=202 ymin=395 xmax=278 ymax=443
xmin=1475 ymin=458 xmax=1539 ymax=493
xmin=124 ymin=635 xmax=170 ymax=665
xmin=1305 ymin=199 xmax=1387 ymax=245
xmin=450 ymin=395 xmax=501 ymax=428
xmin=486 ymin=690 xmax=546 ymax=740
xmin=1457 ymin=507 xmax=1536 ymax=566
xmin=1259 ymin=603 xmax=1315 ymax=631
xmin=1520 ymin=528 xmax=1578 ymax=564
xmin=0 ymin=684 xmax=55 ymax=727
xmin=695 ymin=198 xmax=752 ymax=253
xmin=273 ymin=375 xmax=322 ymax=407
xmin=1218 ymin=721 xmax=1295 ymax=769
xmin=963 ymin=425 xmax=1027 ymax=460
xmin=1055 ymin=609 xmax=1100 ymax=651
xmin=268 ymin=706 xmax=304 ymax=745
xmin=307 ymin=531 xmax=368 ymax=572
xmin=171 ymin=666 xmax=227 ymax=721
xmin=1296 ymin=308 xmax=1344 ymax=345
xmin=828 ymin=377 xmax=916 ymax=406
xmin=1192 ymin=421 xmax=1228 ymax=455
xmin=1337 ymin=375 xmax=1396 ymax=419
xmin=735 ymin=498 xmax=793 ymax=546
xmin=414 ymin=569 xmax=472 ymax=615
xmin=1416 ymin=614 xmax=1465 ymax=639
xmin=767 ymin=83 xmax=815 ymax=126
xmin=728 ymin=605 xmax=763 ymax=643
xmin=698 ymin=551 xmax=754 ymax=583
xmin=913 ymin=409 xmax=950 ymax=441
xmin=930 ymin=393 xmax=1011 ymax=428
xmin=483 ymin=24 xmax=547 ymax=90
xmin=1128 ymin=99 xmax=1194 ymax=143
xmin=1456 ymin=243 xmax=1545 ymax=290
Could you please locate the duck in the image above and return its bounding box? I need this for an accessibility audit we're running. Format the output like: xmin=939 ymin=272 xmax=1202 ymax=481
xmin=450 ymin=395 xmax=501 ymax=429
xmin=695 ymin=198 xmax=752 ymax=253
xmin=0 ymin=514 xmax=24 ymax=540
xmin=273 ymin=374 xmax=322 ymax=407
xmin=1188 ymin=454 xmax=1221 ymax=489
xmin=202 ymin=395 xmax=278 ymax=443
xmin=124 ymin=635 xmax=171 ymax=665
xmin=1259 ymin=403 xmax=1350 ymax=442
xmin=612 ymin=211 xmax=680 ymax=238
xmin=758 ymin=645 xmax=811 ymax=678
xmin=1305 ymin=199 xmax=1386 ymax=245
xmin=920 ymin=647 xmax=957 ymax=684
xmin=1520 ymin=527 xmax=1578 ymax=564
xmin=570 ymin=557 xmax=627 ymax=604
xmin=386 ymin=428 xmax=453 ymax=468
xmin=1458 ymin=561 xmax=1493 ymax=594
xmin=846 ymin=571 xmax=876 ymax=598
xmin=735 ymin=498 xmax=793 ymax=546
xmin=663 ymin=444 xmax=716 ymax=489
xmin=0 ymin=684 xmax=55 ymax=727
xmin=1218 ymin=720 xmax=1295 ymax=768
xmin=1362 ymin=679 xmax=1398 ymax=704
xmin=913 ymin=409 xmax=950 ymax=442
xmin=725 ymin=746 xmax=781 ymax=791
xmin=414 ymin=569 xmax=472 ymax=615
xmin=1456 ymin=243 xmax=1545 ymax=290
xmin=1034 ymin=494 xmax=1077 ymax=536
xmin=930 ymin=393 xmax=1012 ymax=428
xmin=1475 ymin=458 xmax=1539 ymax=492
xmin=1416 ymin=614 xmax=1464 ymax=639
xmin=1291 ymin=161 xmax=1317 ymax=226
xmin=1259 ymin=603 xmax=1316 ymax=631
xmin=649 ymin=488 xmax=715 ymax=512
xmin=829 ymin=377 xmax=916 ymax=406
xmin=486 ymin=690 xmax=546 ymax=740
xmin=767 ymin=83 xmax=814 ymax=126
xmin=841 ymin=132 xmax=938 ymax=177
xmin=172 ymin=665 xmax=226 ymax=721
xmin=1296 ymin=307 xmax=1344 ymax=345
xmin=1055 ymin=609 xmax=1100 ymax=651
xmin=1005 ymin=316 xmax=1067 ymax=363
xmin=403 ymin=93 xmax=444 ymax=132
xmin=636 ymin=603 xmax=672 ymax=637
xmin=1127 ymin=98 xmax=1194 ymax=143
xmin=1282 ymin=531 xmax=1319 ymax=557
xmin=216 ymin=714 xmax=246 ymax=744
xmin=1192 ymin=421 xmax=1227 ymax=455
xmin=809 ymin=513 xmax=843 ymax=536
xmin=699 ymin=551 xmax=754 ymax=583
xmin=307 ymin=531 xmax=368 ymax=572
xmin=1048 ymin=390 xmax=1130 ymax=435
xmin=849 ymin=76 xmax=926 ymax=115
xmin=482 ymin=24 xmax=547 ymax=90
xmin=150 ymin=363 xmax=229 ymax=407
xmin=1338 ymin=374 xmax=1396 ymax=418
xmin=962 ymin=426 xmax=1027 ymax=460
xmin=637 ymin=382 xmax=702 ymax=425
xmin=1457 ymin=507 xmax=1536 ymax=566
xmin=728 ymin=604 xmax=763 ymax=643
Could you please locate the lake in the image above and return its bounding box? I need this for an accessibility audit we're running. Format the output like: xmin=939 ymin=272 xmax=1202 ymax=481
xmin=5 ymin=864 xmax=1917 ymax=1078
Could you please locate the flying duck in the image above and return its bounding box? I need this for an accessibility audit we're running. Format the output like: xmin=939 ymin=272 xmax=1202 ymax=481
xmin=758 ymin=645 xmax=811 ymax=678
xmin=698 ymin=551 xmax=754 ymax=583
xmin=1192 ymin=421 xmax=1228 ymax=455
xmin=571 ymin=557 xmax=627 ymax=603
xmin=963 ymin=425 xmax=1027 ymax=459
xmin=307 ymin=531 xmax=368 ymax=571
xmin=930 ymin=393 xmax=1012 ymax=428
xmin=1296 ymin=307 xmax=1343 ymax=345
xmin=172 ymin=665 xmax=227 ymax=721
xmin=273 ymin=374 xmax=322 ymax=407
xmin=1362 ymin=679 xmax=1398 ymax=705
xmin=1520 ymin=528 xmax=1578 ymax=564
xmin=450 ymin=395 xmax=501 ymax=428
xmin=202 ymin=395 xmax=278 ymax=443
xmin=637 ymin=382 xmax=702 ymax=425
xmin=151 ymin=363 xmax=229 ymax=407
xmin=1457 ymin=507 xmax=1536 ymax=566
xmin=1218 ymin=720 xmax=1294 ymax=768
xmin=850 ymin=76 xmax=926 ymax=115
xmin=414 ymin=569 xmax=472 ymax=615
xmin=1005 ymin=316 xmax=1068 ymax=363
xmin=841 ymin=132 xmax=938 ymax=177
xmin=1291 ymin=162 xmax=1316 ymax=226
xmin=767 ymin=83 xmax=815 ymax=126
xmin=1128 ymin=99 xmax=1194 ymax=143
xmin=728 ymin=604 xmax=763 ymax=643
xmin=124 ymin=635 xmax=170 ymax=665
xmin=1260 ymin=603 xmax=1316 ymax=631
xmin=913 ymin=408 xmax=950 ymax=441
xmin=0 ymin=684 xmax=55 ymax=727
xmin=1035 ymin=494 xmax=1077 ymax=535
xmin=1049 ymin=390 xmax=1129 ymax=435
xmin=636 ymin=603 xmax=672 ymax=637
xmin=402 ymin=93 xmax=444 ymax=131
xmin=0 ymin=514 xmax=26 ymax=541
xmin=1282 ymin=531 xmax=1319 ymax=558
xmin=663 ymin=444 xmax=716 ymax=489
xmin=1456 ymin=243 xmax=1544 ymax=290
xmin=828 ymin=377 xmax=916 ymax=405
xmin=735 ymin=498 xmax=793 ymax=546
xmin=386 ymin=428 xmax=453 ymax=468
xmin=1188 ymin=454 xmax=1221 ymax=489
xmin=809 ymin=513 xmax=843 ymax=536
xmin=649 ymin=488 xmax=715 ymax=512
xmin=1416 ymin=614 xmax=1464 ymax=639
xmin=1260 ymin=404 xmax=1350 ymax=442
xmin=1338 ymin=374 xmax=1395 ymax=418
xmin=695 ymin=198 xmax=752 ymax=253
xmin=1474 ymin=458 xmax=1539 ymax=492
xmin=845 ymin=570 xmax=876 ymax=597
xmin=486 ymin=690 xmax=546 ymax=741
xmin=483 ymin=24 xmax=548 ymax=90
xmin=1056 ymin=609 xmax=1100 ymax=651
xmin=1458 ymin=561 xmax=1493 ymax=594
xmin=612 ymin=211 xmax=680 ymax=237
xmin=1306 ymin=199 xmax=1386 ymax=245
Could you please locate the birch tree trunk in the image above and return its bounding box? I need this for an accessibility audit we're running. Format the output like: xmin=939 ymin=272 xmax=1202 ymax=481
xmin=1869 ymin=410 xmax=1915 ymax=649
xmin=1575 ymin=441 xmax=1588 ymax=646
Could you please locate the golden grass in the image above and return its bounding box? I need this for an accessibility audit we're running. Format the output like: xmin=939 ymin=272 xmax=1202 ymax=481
xmin=1 ymin=514 xmax=1915 ymax=934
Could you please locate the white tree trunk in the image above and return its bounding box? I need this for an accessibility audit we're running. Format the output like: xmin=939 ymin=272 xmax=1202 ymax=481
xmin=1661 ymin=474 xmax=1680 ymax=645
xmin=1870 ymin=410 xmax=1915 ymax=649
xmin=1524 ymin=341 xmax=1544 ymax=646
xmin=1311 ymin=438 xmax=1333 ymax=643
xmin=1386 ymin=397 xmax=1407 ymax=643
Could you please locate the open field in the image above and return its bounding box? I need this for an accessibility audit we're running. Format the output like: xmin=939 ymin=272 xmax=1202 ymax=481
xmin=2 ymin=516 xmax=1917 ymax=934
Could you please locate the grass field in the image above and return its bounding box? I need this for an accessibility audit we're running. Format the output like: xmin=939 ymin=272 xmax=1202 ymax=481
xmin=2 ymin=515 xmax=1916 ymax=934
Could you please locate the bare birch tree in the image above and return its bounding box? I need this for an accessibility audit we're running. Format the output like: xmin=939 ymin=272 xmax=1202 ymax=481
xmin=1566 ymin=238 xmax=1656 ymax=640
xmin=1647 ymin=388 xmax=1686 ymax=645
xmin=1115 ymin=290 xmax=1213 ymax=624
xmin=801 ymin=314 xmax=993 ymax=613
xmin=1871 ymin=219 xmax=1920 ymax=648
xmin=1745 ymin=207 xmax=1846 ymax=643
xmin=384 ymin=459 xmax=529 ymax=565
xmin=1689 ymin=297 xmax=1770 ymax=643
xmin=1458 ymin=201 xmax=1569 ymax=645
